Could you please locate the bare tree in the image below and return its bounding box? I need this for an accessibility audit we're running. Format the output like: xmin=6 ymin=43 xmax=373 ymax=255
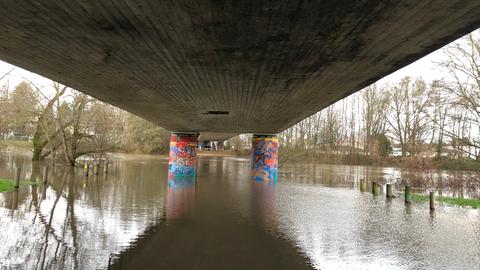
xmin=30 ymin=82 xmax=67 ymax=161
xmin=362 ymin=84 xmax=389 ymax=157
xmin=440 ymin=33 xmax=480 ymax=159
xmin=427 ymin=80 xmax=449 ymax=157
xmin=0 ymin=67 xmax=14 ymax=82
xmin=0 ymin=69 xmax=14 ymax=139
xmin=55 ymin=92 xmax=93 ymax=166
xmin=386 ymin=77 xmax=431 ymax=156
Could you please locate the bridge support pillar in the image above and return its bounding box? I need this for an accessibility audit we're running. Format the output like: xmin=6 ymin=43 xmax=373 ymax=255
xmin=251 ymin=134 xmax=279 ymax=182
xmin=168 ymin=133 xmax=198 ymax=177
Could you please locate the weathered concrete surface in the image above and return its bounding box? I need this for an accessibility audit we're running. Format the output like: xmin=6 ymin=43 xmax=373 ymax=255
xmin=198 ymin=132 xmax=238 ymax=142
xmin=0 ymin=1 xmax=479 ymax=138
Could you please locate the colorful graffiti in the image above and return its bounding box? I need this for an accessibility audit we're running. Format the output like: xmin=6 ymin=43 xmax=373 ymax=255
xmin=168 ymin=133 xmax=198 ymax=177
xmin=251 ymin=134 xmax=278 ymax=182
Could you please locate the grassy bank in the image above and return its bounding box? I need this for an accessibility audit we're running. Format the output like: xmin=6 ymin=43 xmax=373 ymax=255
xmin=439 ymin=158 xmax=480 ymax=172
xmin=410 ymin=193 xmax=480 ymax=209
xmin=0 ymin=140 xmax=33 ymax=149
xmin=0 ymin=178 xmax=37 ymax=193
xmin=277 ymin=149 xmax=480 ymax=172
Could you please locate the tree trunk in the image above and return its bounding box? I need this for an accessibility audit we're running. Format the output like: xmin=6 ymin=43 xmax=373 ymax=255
xmin=32 ymin=126 xmax=45 ymax=161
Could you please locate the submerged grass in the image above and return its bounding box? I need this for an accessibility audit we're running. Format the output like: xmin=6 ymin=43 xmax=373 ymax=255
xmin=409 ymin=193 xmax=480 ymax=209
xmin=0 ymin=178 xmax=37 ymax=193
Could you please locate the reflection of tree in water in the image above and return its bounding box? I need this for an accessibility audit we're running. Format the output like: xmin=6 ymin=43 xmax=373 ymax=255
xmin=30 ymin=161 xmax=41 ymax=182
xmin=0 ymin=158 xmax=166 ymax=269
xmin=280 ymin=163 xmax=388 ymax=189
xmin=37 ymin=168 xmax=70 ymax=269
xmin=280 ymin=162 xmax=480 ymax=199
xmin=400 ymin=169 xmax=480 ymax=199
xmin=0 ymin=167 xmax=68 ymax=268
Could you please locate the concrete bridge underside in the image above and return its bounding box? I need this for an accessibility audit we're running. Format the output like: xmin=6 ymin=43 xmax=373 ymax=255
xmin=1 ymin=1 xmax=480 ymax=140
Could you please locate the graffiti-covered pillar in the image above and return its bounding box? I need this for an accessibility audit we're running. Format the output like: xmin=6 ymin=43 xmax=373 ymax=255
xmin=168 ymin=133 xmax=198 ymax=177
xmin=251 ymin=134 xmax=279 ymax=182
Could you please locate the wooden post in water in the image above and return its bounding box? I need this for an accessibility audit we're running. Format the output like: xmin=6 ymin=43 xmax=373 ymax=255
xmin=386 ymin=184 xmax=393 ymax=198
xmin=14 ymin=167 xmax=21 ymax=189
xmin=93 ymin=164 xmax=99 ymax=175
xmin=12 ymin=189 xmax=19 ymax=209
xmin=429 ymin=191 xmax=435 ymax=210
xmin=42 ymin=166 xmax=48 ymax=183
xmin=104 ymin=163 xmax=109 ymax=174
xmin=84 ymin=164 xmax=89 ymax=176
xmin=360 ymin=179 xmax=366 ymax=192
xmin=372 ymin=181 xmax=379 ymax=195
xmin=42 ymin=183 xmax=47 ymax=200
xmin=405 ymin=186 xmax=412 ymax=204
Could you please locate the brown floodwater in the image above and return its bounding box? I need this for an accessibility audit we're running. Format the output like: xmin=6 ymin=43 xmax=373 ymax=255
xmin=0 ymin=150 xmax=479 ymax=269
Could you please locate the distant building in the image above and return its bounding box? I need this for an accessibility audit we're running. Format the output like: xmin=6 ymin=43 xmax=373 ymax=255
xmin=389 ymin=144 xmax=477 ymax=160
xmin=6 ymin=132 xmax=31 ymax=141
xmin=390 ymin=147 xmax=404 ymax=157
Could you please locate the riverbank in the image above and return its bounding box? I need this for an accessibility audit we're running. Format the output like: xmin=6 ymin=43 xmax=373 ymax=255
xmin=172 ymin=148 xmax=480 ymax=172
xmin=197 ymin=150 xmax=237 ymax=157
xmin=0 ymin=140 xmax=32 ymax=149
xmin=277 ymin=151 xmax=480 ymax=172
xmin=2 ymin=141 xmax=479 ymax=173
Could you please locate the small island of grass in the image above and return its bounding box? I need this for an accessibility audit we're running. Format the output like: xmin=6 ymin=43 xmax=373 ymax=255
xmin=410 ymin=193 xmax=480 ymax=209
xmin=0 ymin=178 xmax=37 ymax=193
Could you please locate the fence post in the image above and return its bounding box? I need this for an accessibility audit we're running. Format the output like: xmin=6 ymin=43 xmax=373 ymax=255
xmin=84 ymin=164 xmax=89 ymax=176
xmin=360 ymin=179 xmax=366 ymax=192
xmin=372 ymin=181 xmax=379 ymax=195
xmin=42 ymin=166 xmax=48 ymax=183
xmin=429 ymin=191 xmax=435 ymax=210
xmin=14 ymin=167 xmax=21 ymax=189
xmin=405 ymin=186 xmax=412 ymax=204
xmin=386 ymin=184 xmax=393 ymax=198
xmin=93 ymin=164 xmax=99 ymax=175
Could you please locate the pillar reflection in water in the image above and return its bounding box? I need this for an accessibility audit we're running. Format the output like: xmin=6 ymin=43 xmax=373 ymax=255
xmin=168 ymin=133 xmax=198 ymax=177
xmin=252 ymin=179 xmax=277 ymax=227
xmin=166 ymin=175 xmax=196 ymax=219
xmin=251 ymin=134 xmax=279 ymax=182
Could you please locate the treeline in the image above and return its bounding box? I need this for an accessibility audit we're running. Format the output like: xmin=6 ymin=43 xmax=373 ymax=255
xmin=0 ymin=81 xmax=170 ymax=165
xmin=227 ymin=33 xmax=480 ymax=167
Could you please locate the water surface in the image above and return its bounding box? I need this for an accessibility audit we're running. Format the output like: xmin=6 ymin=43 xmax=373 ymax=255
xmin=0 ymin=151 xmax=479 ymax=269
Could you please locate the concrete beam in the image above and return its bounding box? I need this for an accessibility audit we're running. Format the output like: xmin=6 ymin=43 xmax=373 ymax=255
xmin=0 ymin=1 xmax=479 ymax=133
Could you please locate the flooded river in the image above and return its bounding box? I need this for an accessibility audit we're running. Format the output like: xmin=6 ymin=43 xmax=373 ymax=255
xmin=0 ymin=151 xmax=479 ymax=269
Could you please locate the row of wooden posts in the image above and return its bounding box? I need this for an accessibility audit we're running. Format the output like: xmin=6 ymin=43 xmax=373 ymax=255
xmin=360 ymin=179 xmax=436 ymax=210
xmin=12 ymin=163 xmax=109 ymax=189
xmin=13 ymin=166 xmax=49 ymax=189
xmin=82 ymin=163 xmax=109 ymax=176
